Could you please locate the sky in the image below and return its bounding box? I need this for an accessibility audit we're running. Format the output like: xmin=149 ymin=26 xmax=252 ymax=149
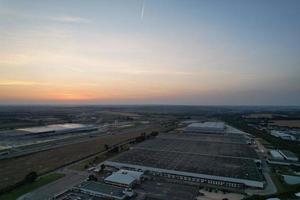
xmin=0 ymin=0 xmax=300 ymax=105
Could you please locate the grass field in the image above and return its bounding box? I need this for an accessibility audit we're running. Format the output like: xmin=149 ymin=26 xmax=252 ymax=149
xmin=69 ymin=152 xmax=110 ymax=171
xmin=0 ymin=173 xmax=65 ymax=200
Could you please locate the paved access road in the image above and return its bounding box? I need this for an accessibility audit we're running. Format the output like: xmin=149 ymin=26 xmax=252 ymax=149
xmin=245 ymin=139 xmax=277 ymax=196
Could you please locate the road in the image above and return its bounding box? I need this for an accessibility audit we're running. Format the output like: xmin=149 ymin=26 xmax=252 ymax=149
xmin=245 ymin=139 xmax=277 ymax=195
xmin=18 ymin=168 xmax=89 ymax=200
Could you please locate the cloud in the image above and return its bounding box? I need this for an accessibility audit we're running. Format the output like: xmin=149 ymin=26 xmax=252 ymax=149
xmin=48 ymin=15 xmax=91 ymax=24
xmin=140 ymin=0 xmax=145 ymax=21
xmin=0 ymin=80 xmax=47 ymax=86
xmin=0 ymin=10 xmax=91 ymax=24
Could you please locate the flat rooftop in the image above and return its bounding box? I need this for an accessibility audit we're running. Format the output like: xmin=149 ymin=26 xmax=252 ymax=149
xmin=158 ymin=133 xmax=247 ymax=144
xmin=105 ymin=173 xmax=135 ymax=185
xmin=280 ymin=150 xmax=298 ymax=158
xmin=78 ymin=181 xmax=125 ymax=198
xmin=134 ymin=138 xmax=258 ymax=159
xmin=187 ymin=122 xmax=225 ymax=129
xmin=17 ymin=123 xmax=90 ymax=133
xmin=109 ymin=148 xmax=263 ymax=182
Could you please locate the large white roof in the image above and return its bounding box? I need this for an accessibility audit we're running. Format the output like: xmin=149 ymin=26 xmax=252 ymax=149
xmin=269 ymin=150 xmax=284 ymax=160
xmin=104 ymin=173 xmax=135 ymax=185
xmin=117 ymin=169 xmax=143 ymax=180
xmin=18 ymin=123 xmax=88 ymax=133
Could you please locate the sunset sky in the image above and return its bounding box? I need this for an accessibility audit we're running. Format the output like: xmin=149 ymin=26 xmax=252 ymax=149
xmin=0 ymin=0 xmax=300 ymax=105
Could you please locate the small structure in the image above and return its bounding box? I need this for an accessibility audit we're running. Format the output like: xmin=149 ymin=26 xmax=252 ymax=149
xmin=279 ymin=150 xmax=299 ymax=161
xmin=77 ymin=181 xmax=127 ymax=200
xmin=270 ymin=130 xmax=296 ymax=141
xmin=269 ymin=150 xmax=284 ymax=160
xmin=104 ymin=173 xmax=136 ymax=188
xmin=117 ymin=169 xmax=143 ymax=182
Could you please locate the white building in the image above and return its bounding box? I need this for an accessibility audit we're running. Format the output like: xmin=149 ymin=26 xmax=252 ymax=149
xmin=117 ymin=169 xmax=143 ymax=181
xmin=270 ymin=150 xmax=284 ymax=160
xmin=279 ymin=150 xmax=299 ymax=162
xmin=270 ymin=130 xmax=296 ymax=141
xmin=105 ymin=161 xmax=265 ymax=189
xmin=18 ymin=123 xmax=97 ymax=135
xmin=104 ymin=170 xmax=143 ymax=187
xmin=105 ymin=173 xmax=136 ymax=187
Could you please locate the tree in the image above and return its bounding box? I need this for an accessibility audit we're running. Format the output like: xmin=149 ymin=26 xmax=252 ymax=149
xmin=100 ymin=164 xmax=105 ymax=171
xmin=150 ymin=131 xmax=159 ymax=137
xmin=24 ymin=171 xmax=38 ymax=183
xmin=88 ymin=175 xmax=97 ymax=181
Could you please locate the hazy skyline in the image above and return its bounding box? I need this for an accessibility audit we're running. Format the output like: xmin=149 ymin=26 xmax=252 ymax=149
xmin=0 ymin=0 xmax=300 ymax=105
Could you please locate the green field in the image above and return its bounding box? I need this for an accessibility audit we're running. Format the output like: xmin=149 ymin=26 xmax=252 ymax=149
xmin=0 ymin=173 xmax=65 ymax=200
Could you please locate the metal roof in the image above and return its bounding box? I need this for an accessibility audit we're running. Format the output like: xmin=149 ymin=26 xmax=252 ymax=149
xmin=269 ymin=150 xmax=284 ymax=160
xmin=187 ymin=122 xmax=225 ymax=129
xmin=17 ymin=123 xmax=89 ymax=133
xmin=105 ymin=173 xmax=136 ymax=185
xmin=117 ymin=169 xmax=143 ymax=180
xmin=79 ymin=181 xmax=125 ymax=198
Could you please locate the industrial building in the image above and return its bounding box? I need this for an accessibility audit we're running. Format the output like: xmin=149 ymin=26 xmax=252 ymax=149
xmin=279 ymin=150 xmax=299 ymax=161
xmin=105 ymin=149 xmax=264 ymax=189
xmin=74 ymin=181 xmax=131 ymax=200
xmin=105 ymin=133 xmax=264 ymax=189
xmin=269 ymin=150 xmax=285 ymax=160
xmin=134 ymin=137 xmax=259 ymax=160
xmin=158 ymin=133 xmax=248 ymax=144
xmin=269 ymin=149 xmax=298 ymax=162
xmin=270 ymin=130 xmax=296 ymax=141
xmin=104 ymin=169 xmax=143 ymax=188
xmin=17 ymin=123 xmax=97 ymax=136
xmin=184 ymin=122 xmax=225 ymax=134
xmin=105 ymin=173 xmax=136 ymax=188
xmin=1 ymin=123 xmax=97 ymax=139
xmin=0 ymin=123 xmax=98 ymax=150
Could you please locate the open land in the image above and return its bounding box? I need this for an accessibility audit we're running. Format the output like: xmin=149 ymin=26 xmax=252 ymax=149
xmin=0 ymin=124 xmax=161 ymax=191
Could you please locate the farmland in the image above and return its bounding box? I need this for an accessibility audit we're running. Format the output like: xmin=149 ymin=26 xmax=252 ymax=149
xmin=0 ymin=125 xmax=161 ymax=191
xmin=269 ymin=120 xmax=300 ymax=128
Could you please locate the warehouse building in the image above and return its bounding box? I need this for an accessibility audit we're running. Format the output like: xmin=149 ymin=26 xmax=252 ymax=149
xmin=270 ymin=130 xmax=296 ymax=141
xmin=75 ymin=181 xmax=130 ymax=200
xmin=134 ymin=137 xmax=259 ymax=160
xmin=270 ymin=150 xmax=285 ymax=160
xmin=105 ymin=173 xmax=136 ymax=188
xmin=105 ymin=149 xmax=264 ymax=189
xmin=105 ymin=134 xmax=264 ymax=189
xmin=279 ymin=150 xmax=299 ymax=161
xmin=184 ymin=122 xmax=225 ymax=134
xmin=17 ymin=123 xmax=97 ymax=136
xmin=104 ymin=170 xmax=143 ymax=188
xmin=158 ymin=133 xmax=248 ymax=144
